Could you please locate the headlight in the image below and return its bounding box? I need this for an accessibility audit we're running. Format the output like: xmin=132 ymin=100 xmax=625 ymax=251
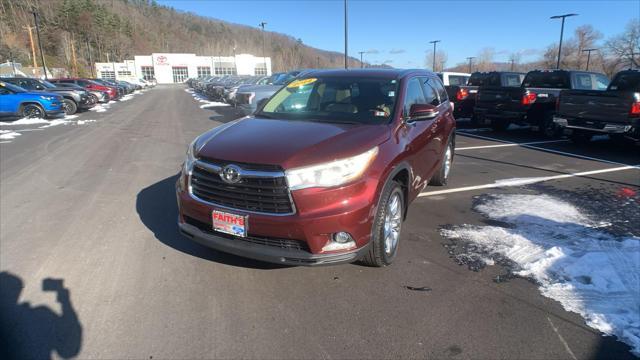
xmin=286 ymin=147 xmax=378 ymax=190
xmin=40 ymin=95 xmax=56 ymax=100
xmin=184 ymin=138 xmax=197 ymax=173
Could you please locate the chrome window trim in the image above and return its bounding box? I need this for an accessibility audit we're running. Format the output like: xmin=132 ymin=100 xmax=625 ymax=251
xmin=188 ymin=160 xmax=297 ymax=216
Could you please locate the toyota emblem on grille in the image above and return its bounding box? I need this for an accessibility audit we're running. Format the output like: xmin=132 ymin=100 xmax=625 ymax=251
xmin=220 ymin=164 xmax=242 ymax=184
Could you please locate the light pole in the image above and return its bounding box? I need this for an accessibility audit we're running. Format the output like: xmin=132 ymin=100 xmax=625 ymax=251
xmin=259 ymin=21 xmax=267 ymax=72
xmin=232 ymin=45 xmax=237 ymax=75
xmin=344 ymin=0 xmax=348 ymax=69
xmin=32 ymin=10 xmax=48 ymax=79
xmin=429 ymin=40 xmax=440 ymax=71
xmin=466 ymin=56 xmax=475 ymax=73
xmin=582 ymin=48 xmax=597 ymax=71
xmin=358 ymin=51 xmax=365 ymax=68
xmin=550 ymin=13 xmax=578 ymax=69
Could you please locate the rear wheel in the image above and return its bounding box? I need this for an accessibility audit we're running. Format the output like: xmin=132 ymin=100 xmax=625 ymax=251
xmin=62 ymin=99 xmax=77 ymax=115
xmin=430 ymin=139 xmax=453 ymax=186
xmin=361 ymin=181 xmax=404 ymax=267
xmin=20 ymin=103 xmax=44 ymax=118
xmin=540 ymin=111 xmax=559 ymax=138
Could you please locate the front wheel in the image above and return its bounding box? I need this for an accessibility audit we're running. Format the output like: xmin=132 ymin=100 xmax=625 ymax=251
xmin=20 ymin=103 xmax=45 ymax=119
xmin=361 ymin=181 xmax=404 ymax=267
xmin=430 ymin=139 xmax=453 ymax=186
xmin=62 ymin=99 xmax=77 ymax=115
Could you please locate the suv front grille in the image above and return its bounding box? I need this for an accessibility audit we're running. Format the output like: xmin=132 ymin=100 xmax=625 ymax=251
xmin=184 ymin=216 xmax=309 ymax=252
xmin=190 ymin=160 xmax=294 ymax=215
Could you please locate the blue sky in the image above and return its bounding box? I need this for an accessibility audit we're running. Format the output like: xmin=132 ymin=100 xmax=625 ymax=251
xmin=159 ymin=0 xmax=639 ymax=68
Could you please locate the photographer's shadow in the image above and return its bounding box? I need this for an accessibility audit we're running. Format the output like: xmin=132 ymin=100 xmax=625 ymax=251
xmin=0 ymin=272 xmax=82 ymax=360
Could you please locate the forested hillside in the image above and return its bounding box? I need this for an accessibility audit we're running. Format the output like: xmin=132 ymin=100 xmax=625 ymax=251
xmin=0 ymin=0 xmax=362 ymax=76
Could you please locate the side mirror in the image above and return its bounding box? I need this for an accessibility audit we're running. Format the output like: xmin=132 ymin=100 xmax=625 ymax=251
xmin=35 ymin=85 xmax=44 ymax=90
xmin=408 ymin=103 xmax=439 ymax=121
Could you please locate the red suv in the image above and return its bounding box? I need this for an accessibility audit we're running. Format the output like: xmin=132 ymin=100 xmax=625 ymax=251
xmin=177 ymin=69 xmax=455 ymax=266
xmin=51 ymin=78 xmax=118 ymax=101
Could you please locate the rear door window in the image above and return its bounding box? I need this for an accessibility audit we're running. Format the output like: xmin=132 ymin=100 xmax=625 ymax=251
xmin=403 ymin=78 xmax=426 ymax=117
xmin=594 ymin=74 xmax=609 ymax=90
xmin=419 ymin=77 xmax=440 ymax=106
xmin=430 ymin=77 xmax=448 ymax=102
xmin=573 ymin=73 xmax=593 ymax=90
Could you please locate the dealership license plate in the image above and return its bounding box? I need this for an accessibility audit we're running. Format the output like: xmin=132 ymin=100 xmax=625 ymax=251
xmin=212 ymin=210 xmax=247 ymax=237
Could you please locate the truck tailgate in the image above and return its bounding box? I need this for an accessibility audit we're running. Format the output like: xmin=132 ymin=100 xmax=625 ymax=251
xmin=558 ymin=90 xmax=634 ymax=125
xmin=475 ymin=87 xmax=523 ymax=113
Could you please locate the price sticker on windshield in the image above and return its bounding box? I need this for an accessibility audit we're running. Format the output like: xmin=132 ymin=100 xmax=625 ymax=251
xmin=287 ymin=78 xmax=317 ymax=88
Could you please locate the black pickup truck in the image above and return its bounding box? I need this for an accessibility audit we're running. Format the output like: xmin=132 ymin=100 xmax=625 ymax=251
xmin=474 ymin=70 xmax=610 ymax=136
xmin=450 ymin=72 xmax=524 ymax=122
xmin=554 ymin=69 xmax=640 ymax=143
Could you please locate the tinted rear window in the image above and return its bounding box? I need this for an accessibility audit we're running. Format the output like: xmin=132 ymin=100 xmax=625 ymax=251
xmin=522 ymin=72 xmax=570 ymax=88
xmin=467 ymin=73 xmax=488 ymax=86
xmin=503 ymin=74 xmax=524 ymax=87
xmin=448 ymin=75 xmax=469 ymax=86
xmin=609 ymin=72 xmax=640 ymax=91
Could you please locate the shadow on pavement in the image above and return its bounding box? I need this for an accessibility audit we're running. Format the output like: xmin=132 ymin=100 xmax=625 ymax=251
xmin=135 ymin=174 xmax=286 ymax=269
xmin=0 ymin=272 xmax=82 ymax=360
xmin=205 ymin=106 xmax=248 ymax=123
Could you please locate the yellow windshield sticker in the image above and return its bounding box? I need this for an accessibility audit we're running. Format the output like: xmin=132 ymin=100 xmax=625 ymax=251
xmin=287 ymin=78 xmax=317 ymax=88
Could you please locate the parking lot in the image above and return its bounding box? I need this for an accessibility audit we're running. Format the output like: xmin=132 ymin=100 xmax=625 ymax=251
xmin=1 ymin=85 xmax=638 ymax=358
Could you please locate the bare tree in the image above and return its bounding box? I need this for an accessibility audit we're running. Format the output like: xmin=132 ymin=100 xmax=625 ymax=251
xmin=605 ymin=19 xmax=640 ymax=69
xmin=424 ymin=50 xmax=447 ymax=71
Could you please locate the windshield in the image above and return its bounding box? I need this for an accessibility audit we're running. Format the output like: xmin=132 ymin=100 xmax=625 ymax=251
xmin=0 ymin=81 xmax=26 ymax=93
xmin=256 ymin=76 xmax=398 ymax=125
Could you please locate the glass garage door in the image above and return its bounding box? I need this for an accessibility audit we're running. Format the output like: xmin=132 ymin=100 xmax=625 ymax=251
xmin=172 ymin=67 xmax=188 ymax=83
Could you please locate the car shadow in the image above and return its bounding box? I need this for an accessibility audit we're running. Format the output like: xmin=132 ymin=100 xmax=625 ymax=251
xmin=0 ymin=272 xmax=83 ymax=360
xmin=135 ymin=174 xmax=287 ymax=269
xmin=205 ymin=106 xmax=248 ymax=123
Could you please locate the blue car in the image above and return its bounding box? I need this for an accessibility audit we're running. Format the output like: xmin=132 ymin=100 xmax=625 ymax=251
xmin=0 ymin=81 xmax=65 ymax=119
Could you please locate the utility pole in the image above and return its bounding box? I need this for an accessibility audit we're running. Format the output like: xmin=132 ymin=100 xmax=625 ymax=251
xmin=510 ymin=58 xmax=515 ymax=71
xmin=86 ymin=38 xmax=95 ymax=77
xmin=358 ymin=51 xmax=365 ymax=68
xmin=259 ymin=21 xmax=267 ymax=72
xmin=317 ymin=56 xmax=320 ymax=68
xmin=71 ymin=39 xmax=78 ymax=77
xmin=550 ymin=13 xmax=578 ymax=69
xmin=32 ymin=10 xmax=48 ymax=79
xmin=582 ymin=48 xmax=597 ymax=71
xmin=466 ymin=56 xmax=475 ymax=73
xmin=232 ymin=45 xmax=237 ymax=75
xmin=344 ymin=0 xmax=348 ymax=69
xmin=429 ymin=40 xmax=440 ymax=72
xmin=9 ymin=51 xmax=17 ymax=76
xmin=24 ymin=26 xmax=37 ymax=68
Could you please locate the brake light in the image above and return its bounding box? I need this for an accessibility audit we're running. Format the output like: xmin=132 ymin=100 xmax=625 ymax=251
xmin=522 ymin=91 xmax=537 ymax=105
xmin=555 ymin=96 xmax=560 ymax=112
xmin=630 ymin=93 xmax=640 ymax=117
xmin=456 ymin=88 xmax=469 ymax=101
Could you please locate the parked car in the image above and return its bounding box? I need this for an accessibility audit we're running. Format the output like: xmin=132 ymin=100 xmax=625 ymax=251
xmin=225 ymin=76 xmax=269 ymax=105
xmin=1 ymin=77 xmax=95 ymax=115
xmin=474 ymin=69 xmax=610 ymax=136
xmin=554 ymin=69 xmax=640 ymax=144
xmin=449 ymin=71 xmax=525 ymax=121
xmin=92 ymin=79 xmax=127 ymax=97
xmin=50 ymin=78 xmax=119 ymax=101
xmin=235 ymin=71 xmax=304 ymax=113
xmin=0 ymin=81 xmax=65 ymax=119
xmin=437 ymin=72 xmax=471 ymax=87
xmin=52 ymin=82 xmax=107 ymax=103
xmin=176 ymin=69 xmax=455 ymax=266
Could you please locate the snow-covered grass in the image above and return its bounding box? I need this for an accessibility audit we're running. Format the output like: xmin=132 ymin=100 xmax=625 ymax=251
xmin=441 ymin=194 xmax=640 ymax=355
xmin=0 ymin=130 xmax=22 ymax=140
xmin=0 ymin=117 xmax=49 ymax=126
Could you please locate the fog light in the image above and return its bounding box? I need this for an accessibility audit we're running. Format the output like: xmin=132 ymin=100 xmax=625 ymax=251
xmin=322 ymin=232 xmax=356 ymax=252
xmin=334 ymin=232 xmax=353 ymax=244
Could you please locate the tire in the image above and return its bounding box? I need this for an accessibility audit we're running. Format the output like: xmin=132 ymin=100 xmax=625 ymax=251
xmin=570 ymin=130 xmax=592 ymax=145
xmin=62 ymin=99 xmax=77 ymax=115
xmin=430 ymin=139 xmax=454 ymax=186
xmin=89 ymin=94 xmax=98 ymax=104
xmin=361 ymin=180 xmax=404 ymax=267
xmin=20 ymin=103 xmax=45 ymax=119
xmin=491 ymin=120 xmax=509 ymax=132
xmin=540 ymin=111 xmax=559 ymax=138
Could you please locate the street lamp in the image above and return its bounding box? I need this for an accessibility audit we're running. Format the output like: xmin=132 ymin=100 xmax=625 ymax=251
xmin=358 ymin=51 xmax=365 ymax=68
xmin=582 ymin=48 xmax=597 ymax=71
xmin=259 ymin=21 xmax=267 ymax=73
xmin=429 ymin=40 xmax=440 ymax=72
xmin=32 ymin=10 xmax=48 ymax=79
xmin=550 ymin=13 xmax=578 ymax=69
xmin=466 ymin=56 xmax=475 ymax=73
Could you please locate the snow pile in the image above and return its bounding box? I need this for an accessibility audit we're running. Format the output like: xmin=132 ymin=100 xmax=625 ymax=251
xmin=441 ymin=194 xmax=640 ymax=355
xmin=90 ymin=104 xmax=109 ymax=112
xmin=0 ymin=130 xmax=21 ymax=140
xmin=120 ymin=94 xmax=134 ymax=101
xmin=40 ymin=119 xmax=72 ymax=128
xmin=0 ymin=117 xmax=49 ymax=126
xmin=200 ymin=101 xmax=229 ymax=108
xmin=77 ymin=120 xmax=97 ymax=125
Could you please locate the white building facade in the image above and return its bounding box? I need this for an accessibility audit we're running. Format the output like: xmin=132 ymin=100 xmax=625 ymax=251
xmin=95 ymin=53 xmax=271 ymax=84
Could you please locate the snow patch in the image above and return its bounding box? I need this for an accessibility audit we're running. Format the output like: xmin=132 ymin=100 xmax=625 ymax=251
xmin=200 ymin=101 xmax=229 ymax=108
xmin=0 ymin=130 xmax=21 ymax=140
xmin=40 ymin=119 xmax=72 ymax=128
xmin=120 ymin=94 xmax=134 ymax=101
xmin=441 ymin=194 xmax=640 ymax=355
xmin=90 ymin=105 xmax=108 ymax=112
xmin=0 ymin=117 xmax=49 ymax=126
xmin=76 ymin=120 xmax=97 ymax=125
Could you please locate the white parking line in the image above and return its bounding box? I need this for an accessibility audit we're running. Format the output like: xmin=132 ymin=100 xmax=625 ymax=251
xmin=456 ymin=140 xmax=568 ymax=151
xmin=457 ymin=131 xmax=635 ymax=167
xmin=418 ymin=165 xmax=639 ymax=197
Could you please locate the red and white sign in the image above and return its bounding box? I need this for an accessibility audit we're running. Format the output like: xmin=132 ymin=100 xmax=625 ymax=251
xmin=212 ymin=210 xmax=247 ymax=237
xmin=155 ymin=55 xmax=168 ymax=65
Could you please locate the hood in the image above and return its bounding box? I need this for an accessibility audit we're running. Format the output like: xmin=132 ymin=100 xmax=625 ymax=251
xmin=196 ymin=117 xmax=390 ymax=169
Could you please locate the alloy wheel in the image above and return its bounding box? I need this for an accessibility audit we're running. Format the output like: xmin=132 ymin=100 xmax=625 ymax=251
xmin=383 ymin=192 xmax=402 ymax=255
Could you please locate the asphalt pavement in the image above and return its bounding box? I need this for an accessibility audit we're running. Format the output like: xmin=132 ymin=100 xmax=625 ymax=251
xmin=1 ymin=85 xmax=638 ymax=359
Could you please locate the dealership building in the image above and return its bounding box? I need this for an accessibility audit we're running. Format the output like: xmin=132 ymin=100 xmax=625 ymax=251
xmin=95 ymin=53 xmax=272 ymax=84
